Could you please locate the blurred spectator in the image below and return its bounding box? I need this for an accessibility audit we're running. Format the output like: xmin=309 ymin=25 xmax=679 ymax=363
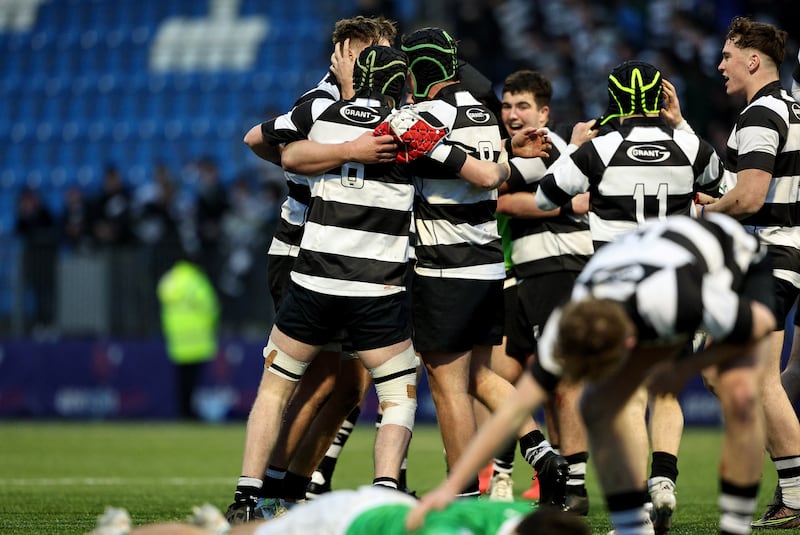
xmin=131 ymin=162 xmax=186 ymax=335
xmin=132 ymin=162 xmax=181 ymax=254
xmin=90 ymin=165 xmax=133 ymax=248
xmin=157 ymin=251 xmax=220 ymax=420
xmin=218 ymin=176 xmax=273 ymax=333
xmin=193 ymin=156 xmax=229 ymax=286
xmin=61 ymin=185 xmax=92 ymax=253
xmin=15 ymin=186 xmax=57 ymax=334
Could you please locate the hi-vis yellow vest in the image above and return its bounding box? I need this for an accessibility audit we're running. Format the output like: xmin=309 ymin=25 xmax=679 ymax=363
xmin=157 ymin=260 xmax=219 ymax=364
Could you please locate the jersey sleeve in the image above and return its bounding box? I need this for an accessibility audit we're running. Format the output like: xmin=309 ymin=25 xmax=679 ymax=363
xmin=734 ymin=103 xmax=786 ymax=174
xmin=260 ymin=99 xmax=331 ymax=146
xmin=535 ymin=148 xmax=591 ymax=210
xmin=693 ymin=138 xmax=723 ymax=195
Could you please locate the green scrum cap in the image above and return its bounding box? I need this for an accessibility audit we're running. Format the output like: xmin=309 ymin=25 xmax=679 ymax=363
xmin=401 ymin=27 xmax=458 ymax=99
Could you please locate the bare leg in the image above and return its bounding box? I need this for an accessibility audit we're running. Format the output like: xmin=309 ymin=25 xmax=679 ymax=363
xmin=781 ymin=327 xmax=800 ymax=401
xmin=763 ymin=330 xmax=800 ymax=459
xmin=359 ymin=340 xmax=416 ymax=482
xmin=555 ymin=380 xmax=587 ymax=458
xmin=240 ymin=327 xmax=320 ymax=479
xmin=647 ymin=392 xmax=683 ymax=460
xmin=289 ymin=359 xmax=371 ymax=476
xmin=423 ymin=349 xmax=477 ymax=482
xmin=270 ymin=353 xmax=339 ymax=470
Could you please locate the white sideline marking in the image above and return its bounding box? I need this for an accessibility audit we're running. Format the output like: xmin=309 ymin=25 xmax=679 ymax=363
xmin=0 ymin=477 xmax=232 ymax=486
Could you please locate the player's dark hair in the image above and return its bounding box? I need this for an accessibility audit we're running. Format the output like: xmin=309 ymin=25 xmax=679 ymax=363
xmin=514 ymin=506 xmax=591 ymax=535
xmin=503 ymin=70 xmax=553 ymax=109
xmin=725 ymin=16 xmax=787 ymax=68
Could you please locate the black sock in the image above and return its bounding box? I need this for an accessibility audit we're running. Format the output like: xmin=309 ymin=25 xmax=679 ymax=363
xmin=283 ymin=471 xmax=312 ymax=501
xmin=565 ymin=451 xmax=588 ymax=492
xmin=261 ymin=465 xmax=287 ymax=498
xmin=650 ymin=451 xmax=679 ymax=483
xmin=493 ymin=440 xmax=516 ymax=476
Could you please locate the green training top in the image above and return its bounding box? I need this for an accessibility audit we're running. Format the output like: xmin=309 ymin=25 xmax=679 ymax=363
xmin=495 ymin=212 xmax=514 ymax=273
xmin=345 ymin=499 xmax=533 ymax=535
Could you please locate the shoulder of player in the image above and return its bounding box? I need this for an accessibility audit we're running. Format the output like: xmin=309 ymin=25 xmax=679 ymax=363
xmin=311 ymin=99 xmax=389 ymax=130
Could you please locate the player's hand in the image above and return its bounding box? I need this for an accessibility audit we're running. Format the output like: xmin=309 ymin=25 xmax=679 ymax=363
xmin=571 ymin=192 xmax=590 ymax=215
xmin=695 ymin=192 xmax=717 ymax=205
xmin=404 ymin=486 xmax=455 ymax=532
xmin=659 ymin=79 xmax=684 ymax=128
xmin=331 ymin=38 xmax=356 ymax=100
xmin=346 ymin=131 xmax=397 ymax=164
xmin=510 ymin=127 xmax=551 ymax=159
xmin=569 ymin=119 xmax=598 ymax=147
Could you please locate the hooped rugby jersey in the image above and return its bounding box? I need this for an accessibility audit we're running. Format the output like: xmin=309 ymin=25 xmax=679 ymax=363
xmin=503 ymin=131 xmax=593 ymax=278
xmin=532 ymin=213 xmax=767 ymax=385
xmin=408 ymin=83 xmax=505 ymax=281
xmin=723 ymin=81 xmax=800 ymax=289
xmin=536 ymin=116 xmax=723 ymax=249
xmin=262 ymin=96 xmax=413 ymax=297
xmin=266 ymin=72 xmax=341 ymax=260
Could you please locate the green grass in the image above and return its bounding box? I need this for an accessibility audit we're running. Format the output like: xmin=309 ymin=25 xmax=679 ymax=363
xmin=0 ymin=422 xmax=778 ymax=534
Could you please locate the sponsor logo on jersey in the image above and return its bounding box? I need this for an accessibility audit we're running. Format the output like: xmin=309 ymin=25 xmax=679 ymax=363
xmin=340 ymin=105 xmax=382 ymax=124
xmin=627 ymin=144 xmax=670 ymax=163
xmin=466 ymin=107 xmax=491 ymax=123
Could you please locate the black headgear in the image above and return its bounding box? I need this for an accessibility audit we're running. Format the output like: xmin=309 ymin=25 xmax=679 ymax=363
xmin=401 ymin=27 xmax=458 ymax=99
xmin=353 ymin=45 xmax=408 ymax=106
xmin=599 ymin=61 xmax=662 ymax=126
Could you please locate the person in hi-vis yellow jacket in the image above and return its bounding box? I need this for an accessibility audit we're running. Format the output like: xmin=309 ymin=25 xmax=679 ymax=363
xmin=157 ymin=257 xmax=219 ymax=420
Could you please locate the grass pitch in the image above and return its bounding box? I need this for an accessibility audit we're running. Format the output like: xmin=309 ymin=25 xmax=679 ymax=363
xmin=0 ymin=421 xmax=778 ymax=534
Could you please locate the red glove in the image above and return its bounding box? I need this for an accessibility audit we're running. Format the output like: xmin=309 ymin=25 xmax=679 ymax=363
xmin=374 ymin=108 xmax=449 ymax=163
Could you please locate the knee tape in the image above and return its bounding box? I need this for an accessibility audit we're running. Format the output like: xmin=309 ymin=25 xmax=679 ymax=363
xmin=369 ymin=345 xmax=418 ymax=431
xmin=263 ymin=341 xmax=309 ymax=382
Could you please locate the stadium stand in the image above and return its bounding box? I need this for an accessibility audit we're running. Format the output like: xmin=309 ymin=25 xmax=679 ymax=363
xmin=0 ymin=0 xmax=354 ymax=326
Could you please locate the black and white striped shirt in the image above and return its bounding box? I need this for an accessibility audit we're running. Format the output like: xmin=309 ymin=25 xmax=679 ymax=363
xmin=535 ymin=213 xmax=766 ymax=380
xmin=266 ymin=72 xmax=341 ymax=260
xmin=503 ymin=131 xmax=593 ymax=278
xmin=536 ymin=116 xmax=723 ymax=249
xmin=724 ymin=81 xmax=800 ymax=289
xmin=408 ymin=83 xmax=505 ymax=281
xmin=262 ymin=96 xmax=413 ymax=297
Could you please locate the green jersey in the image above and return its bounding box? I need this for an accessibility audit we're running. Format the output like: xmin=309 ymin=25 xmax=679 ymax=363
xmin=495 ymin=212 xmax=514 ymax=273
xmin=346 ymin=499 xmax=533 ymax=535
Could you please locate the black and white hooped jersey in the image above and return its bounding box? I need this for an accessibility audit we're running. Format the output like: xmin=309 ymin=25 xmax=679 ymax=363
xmin=408 ymin=83 xmax=505 ymax=281
xmin=266 ymin=71 xmax=341 ymax=260
xmin=261 ymin=96 xmax=413 ymax=297
xmin=724 ymin=81 xmax=800 ymax=288
xmin=534 ymin=213 xmax=766 ymax=380
xmin=504 ymin=131 xmax=593 ymax=278
xmin=536 ymin=116 xmax=723 ymax=249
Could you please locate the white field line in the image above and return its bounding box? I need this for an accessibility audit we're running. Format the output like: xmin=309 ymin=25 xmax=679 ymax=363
xmin=0 ymin=477 xmax=232 ymax=486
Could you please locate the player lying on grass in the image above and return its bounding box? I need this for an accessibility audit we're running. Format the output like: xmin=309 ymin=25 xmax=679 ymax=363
xmin=87 ymin=486 xmax=589 ymax=535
